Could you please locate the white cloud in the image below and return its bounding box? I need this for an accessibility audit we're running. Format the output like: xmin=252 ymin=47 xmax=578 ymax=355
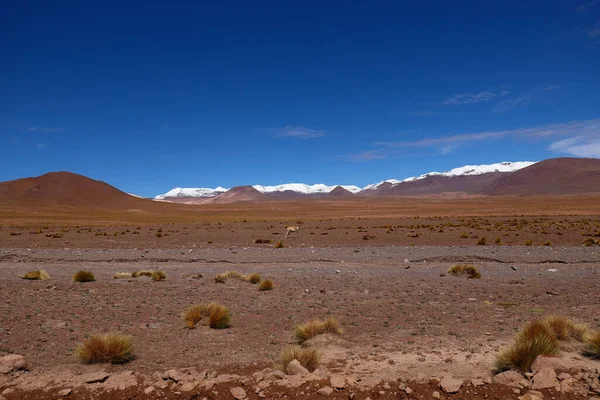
xmin=272 ymin=126 xmax=324 ymax=139
xmin=549 ymin=136 xmax=600 ymax=157
xmin=443 ymin=91 xmax=496 ymax=105
xmin=344 ymin=119 xmax=600 ymax=161
xmin=36 ymin=143 xmax=46 ymax=149
xmin=492 ymin=94 xmax=533 ymax=113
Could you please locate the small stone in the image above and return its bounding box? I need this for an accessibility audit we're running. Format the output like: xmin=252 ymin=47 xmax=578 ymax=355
xmin=317 ymin=386 xmax=334 ymax=396
xmin=439 ymin=376 xmax=463 ymax=394
xmin=532 ymin=368 xmax=557 ymax=390
xmin=82 ymin=372 xmax=110 ymax=384
xmin=144 ymin=387 xmax=155 ymax=394
xmin=518 ymin=391 xmax=543 ymax=400
xmin=286 ymin=359 xmax=309 ymax=376
xmin=432 ymin=391 xmax=441 ymax=399
xmin=57 ymin=388 xmax=72 ymax=396
xmin=471 ymin=378 xmax=484 ymax=387
xmin=230 ymin=386 xmax=247 ymax=399
xmin=180 ymin=382 xmax=196 ymax=392
xmin=557 ymin=372 xmax=571 ymax=381
xmin=493 ymin=370 xmax=528 ymax=387
xmin=330 ymin=375 xmax=346 ymax=389
xmin=0 ymin=354 xmax=26 ymax=374
xmin=405 ymin=387 xmax=413 ymax=395
xmin=382 ymin=382 xmax=391 ymax=390
xmin=335 ymin=270 xmax=341 ymax=274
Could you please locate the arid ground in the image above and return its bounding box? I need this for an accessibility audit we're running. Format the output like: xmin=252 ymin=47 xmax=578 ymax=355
xmin=1 ymin=196 xmax=600 ymax=399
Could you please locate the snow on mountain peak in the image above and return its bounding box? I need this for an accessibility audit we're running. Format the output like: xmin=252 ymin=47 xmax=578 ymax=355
xmin=363 ymin=161 xmax=536 ymax=190
xmin=154 ymin=187 xmax=228 ymax=199
xmin=253 ymin=183 xmax=362 ymax=194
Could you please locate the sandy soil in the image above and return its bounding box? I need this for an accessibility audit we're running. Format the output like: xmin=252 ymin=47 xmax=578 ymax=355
xmin=1 ymin=245 xmax=599 ymax=399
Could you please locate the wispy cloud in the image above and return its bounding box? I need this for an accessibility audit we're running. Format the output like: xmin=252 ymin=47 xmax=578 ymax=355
xmin=549 ymin=137 xmax=600 ymax=157
xmin=344 ymin=119 xmax=600 ymax=161
xmin=576 ymin=0 xmax=600 ymax=12
xmin=492 ymin=93 xmax=534 ymax=113
xmin=29 ymin=126 xmax=64 ymax=133
xmin=545 ymin=85 xmax=561 ymax=91
xmin=36 ymin=143 xmax=46 ymax=149
xmin=443 ymin=91 xmax=496 ymax=105
xmin=271 ymin=126 xmax=324 ymax=139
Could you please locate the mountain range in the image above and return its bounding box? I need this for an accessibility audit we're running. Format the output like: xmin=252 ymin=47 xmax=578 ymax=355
xmin=1 ymin=158 xmax=599 ymax=207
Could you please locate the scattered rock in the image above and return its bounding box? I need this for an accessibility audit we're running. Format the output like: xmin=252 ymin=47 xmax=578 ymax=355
xmin=144 ymin=386 xmax=155 ymax=394
xmin=471 ymin=378 xmax=484 ymax=386
xmin=57 ymin=388 xmax=72 ymax=396
xmin=81 ymin=372 xmax=110 ymax=384
xmin=532 ymin=368 xmax=557 ymax=390
xmin=330 ymin=375 xmax=346 ymax=389
xmin=286 ymin=359 xmax=309 ymax=376
xmin=180 ymin=382 xmax=196 ymax=392
xmin=317 ymin=386 xmax=334 ymax=396
xmin=531 ymin=355 xmax=573 ymax=374
xmin=230 ymin=386 xmax=247 ymax=399
xmin=519 ymin=390 xmax=544 ymax=400
xmin=439 ymin=376 xmax=463 ymax=394
xmin=0 ymin=354 xmax=26 ymax=374
xmin=103 ymin=371 xmax=137 ymax=390
xmin=432 ymin=391 xmax=441 ymax=399
xmin=405 ymin=387 xmax=413 ymax=395
xmin=557 ymin=372 xmax=572 ymax=381
xmin=493 ymin=370 xmax=529 ymax=387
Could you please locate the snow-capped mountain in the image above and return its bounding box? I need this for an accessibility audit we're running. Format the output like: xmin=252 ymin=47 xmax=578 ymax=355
xmin=153 ymin=161 xmax=538 ymax=199
xmin=154 ymin=187 xmax=228 ymax=200
xmin=362 ymin=161 xmax=536 ymax=191
xmin=253 ymin=183 xmax=362 ymax=194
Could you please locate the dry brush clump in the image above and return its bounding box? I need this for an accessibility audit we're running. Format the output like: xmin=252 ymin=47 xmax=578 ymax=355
xmin=131 ymin=270 xmax=153 ymax=278
xmin=73 ymin=270 xmax=95 ymax=282
xmin=294 ymin=317 xmax=342 ymax=344
xmin=542 ymin=315 xmax=588 ymax=342
xmin=248 ymin=273 xmax=262 ymax=284
xmin=258 ymin=279 xmax=274 ymax=291
xmin=254 ymin=238 xmax=272 ymax=244
xmin=278 ymin=346 xmax=322 ymax=373
xmin=448 ymin=264 xmax=481 ymax=279
xmin=495 ymin=320 xmax=559 ymax=373
xmin=113 ymin=272 xmax=132 ymax=279
xmin=214 ymin=270 xmax=262 ymax=285
xmin=274 ymin=241 xmax=284 ymax=248
xmin=182 ymin=302 xmax=231 ymax=329
xmin=21 ymin=270 xmax=50 ymax=280
xmin=75 ymin=334 xmax=134 ymax=364
xmin=151 ymin=270 xmax=167 ymax=281
xmin=584 ymin=330 xmax=600 ymax=358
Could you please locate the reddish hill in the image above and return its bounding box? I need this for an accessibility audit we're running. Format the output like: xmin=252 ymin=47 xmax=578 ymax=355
xmin=368 ymin=173 xmax=507 ymax=196
xmin=0 ymin=171 xmax=147 ymax=207
xmin=206 ymin=186 xmax=267 ymax=203
xmin=484 ymin=158 xmax=600 ymax=195
xmin=328 ymin=186 xmax=355 ymax=197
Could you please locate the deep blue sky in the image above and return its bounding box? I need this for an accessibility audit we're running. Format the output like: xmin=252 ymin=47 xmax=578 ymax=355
xmin=2 ymin=0 xmax=599 ymax=197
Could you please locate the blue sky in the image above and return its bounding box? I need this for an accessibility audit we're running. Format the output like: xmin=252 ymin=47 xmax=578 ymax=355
xmin=1 ymin=0 xmax=599 ymax=197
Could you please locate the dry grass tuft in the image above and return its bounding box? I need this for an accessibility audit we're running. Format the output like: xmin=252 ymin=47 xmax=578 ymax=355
xmin=584 ymin=330 xmax=600 ymax=358
xmin=495 ymin=320 xmax=559 ymax=372
xmin=460 ymin=232 xmax=469 ymax=239
xmin=207 ymin=303 xmax=231 ymax=329
xmin=259 ymin=279 xmax=274 ymax=291
xmin=278 ymin=346 xmax=322 ymax=372
xmin=294 ymin=317 xmax=342 ymax=344
xmin=182 ymin=302 xmax=231 ymax=329
xmin=274 ymin=241 xmax=284 ymax=248
xmin=182 ymin=304 xmax=205 ymax=329
xmin=448 ymin=264 xmax=481 ymax=279
xmin=75 ymin=334 xmax=134 ymax=364
xmin=113 ymin=272 xmax=132 ymax=279
xmin=583 ymin=237 xmax=597 ymax=246
xmin=477 ymin=236 xmax=487 ymax=245
xmin=73 ymin=270 xmax=95 ymax=282
xmin=525 ymin=239 xmax=533 ymax=246
xmin=542 ymin=315 xmax=587 ymax=341
xmin=21 ymin=270 xmax=50 ymax=280
xmin=248 ymin=273 xmax=262 ymax=284
xmin=131 ymin=270 xmax=153 ymax=278
xmin=151 ymin=270 xmax=167 ymax=281
xmin=254 ymin=238 xmax=272 ymax=244
xmin=543 ymin=241 xmax=553 ymax=246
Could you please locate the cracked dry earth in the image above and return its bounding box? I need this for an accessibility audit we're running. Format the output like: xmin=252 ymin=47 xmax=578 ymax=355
xmin=1 ymin=245 xmax=600 ymax=399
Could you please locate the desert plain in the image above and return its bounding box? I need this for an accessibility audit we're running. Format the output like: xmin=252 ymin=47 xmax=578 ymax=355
xmin=1 ymin=195 xmax=600 ymax=399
